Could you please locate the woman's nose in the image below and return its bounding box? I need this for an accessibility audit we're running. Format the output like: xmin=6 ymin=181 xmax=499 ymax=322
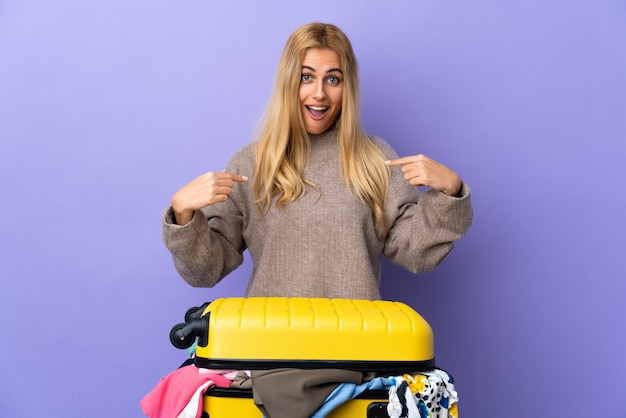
xmin=312 ymin=80 xmax=326 ymax=100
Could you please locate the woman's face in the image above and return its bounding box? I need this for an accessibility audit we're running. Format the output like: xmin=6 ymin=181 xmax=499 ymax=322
xmin=298 ymin=48 xmax=343 ymax=135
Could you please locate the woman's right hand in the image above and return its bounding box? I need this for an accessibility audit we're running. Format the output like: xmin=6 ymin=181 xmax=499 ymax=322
xmin=171 ymin=170 xmax=248 ymax=225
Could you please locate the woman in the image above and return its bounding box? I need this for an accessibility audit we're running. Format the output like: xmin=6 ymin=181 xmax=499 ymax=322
xmin=162 ymin=22 xmax=472 ymax=300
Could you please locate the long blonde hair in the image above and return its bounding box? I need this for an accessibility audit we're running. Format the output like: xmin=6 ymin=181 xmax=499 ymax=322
xmin=253 ymin=22 xmax=390 ymax=236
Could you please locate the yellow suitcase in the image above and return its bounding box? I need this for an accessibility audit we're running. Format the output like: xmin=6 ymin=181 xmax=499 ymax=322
xmin=170 ymin=297 xmax=435 ymax=417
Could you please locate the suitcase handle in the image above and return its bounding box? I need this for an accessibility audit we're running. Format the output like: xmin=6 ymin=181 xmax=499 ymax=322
xmin=184 ymin=302 xmax=211 ymax=322
xmin=169 ymin=302 xmax=212 ymax=349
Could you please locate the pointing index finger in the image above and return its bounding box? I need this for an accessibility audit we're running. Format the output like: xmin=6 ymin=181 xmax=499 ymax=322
xmin=219 ymin=170 xmax=248 ymax=182
xmin=227 ymin=172 xmax=248 ymax=182
xmin=385 ymin=156 xmax=413 ymax=166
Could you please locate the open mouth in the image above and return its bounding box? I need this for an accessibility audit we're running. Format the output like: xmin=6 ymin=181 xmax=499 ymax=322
xmin=306 ymin=105 xmax=329 ymax=120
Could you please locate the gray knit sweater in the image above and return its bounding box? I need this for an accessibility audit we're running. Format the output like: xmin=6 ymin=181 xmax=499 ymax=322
xmin=162 ymin=131 xmax=472 ymax=299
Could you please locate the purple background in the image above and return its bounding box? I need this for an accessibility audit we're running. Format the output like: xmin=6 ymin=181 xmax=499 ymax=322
xmin=1 ymin=1 xmax=625 ymax=417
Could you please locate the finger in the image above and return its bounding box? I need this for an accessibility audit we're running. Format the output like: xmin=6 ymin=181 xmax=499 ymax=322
xmin=385 ymin=154 xmax=425 ymax=167
xmin=230 ymin=174 xmax=248 ymax=183
xmin=384 ymin=158 xmax=405 ymax=167
xmin=403 ymin=169 xmax=423 ymax=183
xmin=410 ymin=179 xmax=427 ymax=188
xmin=219 ymin=171 xmax=248 ymax=183
xmin=210 ymin=194 xmax=229 ymax=204
xmin=213 ymin=185 xmax=235 ymax=195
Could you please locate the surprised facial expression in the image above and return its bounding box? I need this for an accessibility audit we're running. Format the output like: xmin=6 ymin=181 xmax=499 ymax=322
xmin=299 ymin=48 xmax=344 ymax=135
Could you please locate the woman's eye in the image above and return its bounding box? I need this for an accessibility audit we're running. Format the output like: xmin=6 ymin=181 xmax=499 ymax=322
xmin=327 ymin=76 xmax=340 ymax=85
xmin=301 ymin=74 xmax=312 ymax=82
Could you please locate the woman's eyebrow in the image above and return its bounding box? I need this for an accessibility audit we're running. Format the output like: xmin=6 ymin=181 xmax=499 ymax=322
xmin=302 ymin=65 xmax=343 ymax=74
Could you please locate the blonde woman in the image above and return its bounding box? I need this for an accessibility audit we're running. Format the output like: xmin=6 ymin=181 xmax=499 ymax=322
xmin=162 ymin=22 xmax=472 ymax=299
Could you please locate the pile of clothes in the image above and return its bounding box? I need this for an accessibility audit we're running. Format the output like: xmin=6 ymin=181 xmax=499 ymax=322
xmin=141 ymin=363 xmax=459 ymax=418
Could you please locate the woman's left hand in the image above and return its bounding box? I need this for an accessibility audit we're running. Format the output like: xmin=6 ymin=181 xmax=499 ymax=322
xmin=386 ymin=154 xmax=462 ymax=196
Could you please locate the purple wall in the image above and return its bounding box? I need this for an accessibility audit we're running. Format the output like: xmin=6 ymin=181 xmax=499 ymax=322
xmin=1 ymin=1 xmax=625 ymax=417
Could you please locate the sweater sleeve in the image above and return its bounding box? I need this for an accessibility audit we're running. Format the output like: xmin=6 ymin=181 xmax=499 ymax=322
xmin=161 ymin=198 xmax=246 ymax=287
xmin=161 ymin=146 xmax=253 ymax=288
xmin=383 ymin=179 xmax=473 ymax=274
xmin=369 ymin=134 xmax=473 ymax=274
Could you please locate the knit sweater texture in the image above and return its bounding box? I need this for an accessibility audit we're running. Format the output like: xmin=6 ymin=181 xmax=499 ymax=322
xmin=162 ymin=130 xmax=473 ymax=300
